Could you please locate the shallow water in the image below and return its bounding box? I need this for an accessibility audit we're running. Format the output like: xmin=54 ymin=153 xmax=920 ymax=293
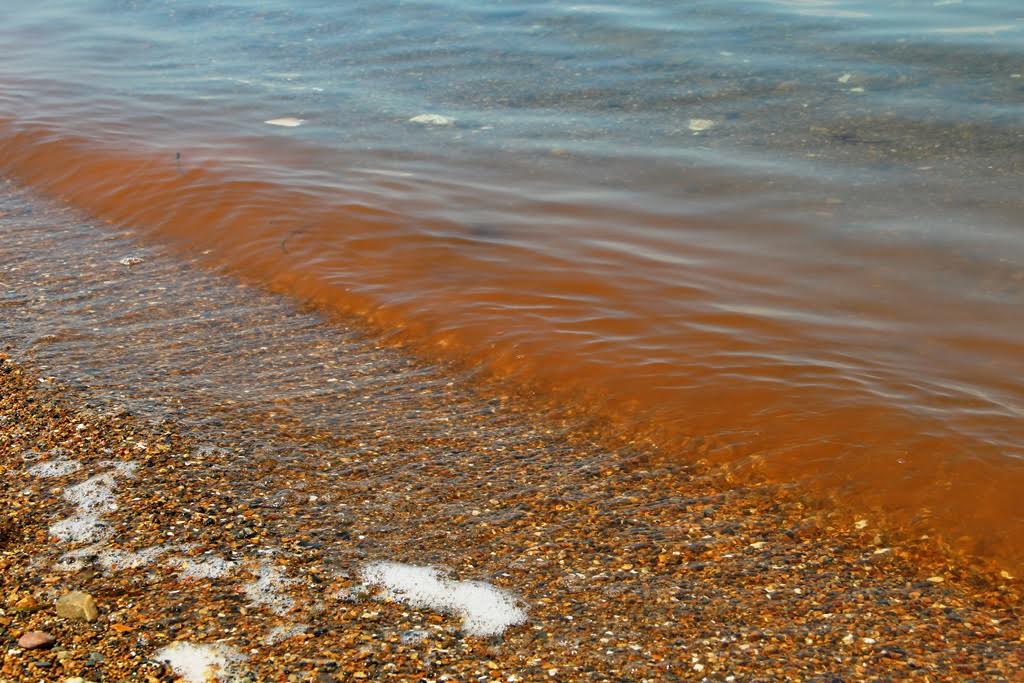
xmin=1 ymin=1 xmax=1022 ymax=564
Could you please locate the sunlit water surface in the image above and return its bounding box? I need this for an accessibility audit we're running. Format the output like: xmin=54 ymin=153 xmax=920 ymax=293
xmin=1 ymin=0 xmax=1022 ymax=564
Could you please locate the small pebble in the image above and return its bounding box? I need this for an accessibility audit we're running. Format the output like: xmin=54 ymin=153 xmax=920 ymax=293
xmin=12 ymin=594 xmax=41 ymax=612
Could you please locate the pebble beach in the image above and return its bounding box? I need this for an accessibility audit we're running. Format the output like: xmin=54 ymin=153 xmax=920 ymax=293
xmin=2 ymin=0 xmax=1024 ymax=678
xmin=1 ymin=329 xmax=1023 ymax=681
xmin=0 ymin=179 xmax=1023 ymax=680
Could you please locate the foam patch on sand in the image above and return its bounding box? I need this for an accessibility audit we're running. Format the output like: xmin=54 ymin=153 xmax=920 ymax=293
xmin=193 ymin=444 xmax=231 ymax=459
xmin=48 ymin=463 xmax=139 ymax=546
xmin=98 ymin=460 xmax=139 ymax=478
xmin=28 ymin=456 xmax=82 ymax=478
xmin=243 ymin=562 xmax=296 ymax=615
xmin=171 ymin=554 xmax=236 ymax=580
xmin=62 ymin=472 xmax=118 ymax=513
xmin=49 ymin=471 xmax=120 ymax=543
xmin=49 ymin=515 xmax=113 ymax=544
xmin=53 ymin=544 xmax=103 ymax=572
xmin=264 ymin=623 xmax=308 ymax=645
xmin=154 ymin=642 xmax=245 ymax=683
xmin=98 ymin=546 xmax=170 ymax=570
xmin=361 ymin=561 xmax=527 ymax=637
xmin=55 ymin=543 xmax=171 ymax=573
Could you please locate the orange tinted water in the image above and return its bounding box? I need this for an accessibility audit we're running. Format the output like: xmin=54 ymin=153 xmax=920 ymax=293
xmin=1 ymin=116 xmax=1023 ymax=570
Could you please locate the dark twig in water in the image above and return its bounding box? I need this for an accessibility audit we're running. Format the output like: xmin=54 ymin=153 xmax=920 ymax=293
xmin=280 ymin=227 xmax=308 ymax=254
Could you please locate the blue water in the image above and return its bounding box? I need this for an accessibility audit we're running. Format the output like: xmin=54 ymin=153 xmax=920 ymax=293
xmin=3 ymin=0 xmax=1021 ymax=197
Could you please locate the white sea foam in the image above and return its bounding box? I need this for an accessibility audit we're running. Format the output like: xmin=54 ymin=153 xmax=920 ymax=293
xmin=63 ymin=473 xmax=117 ymax=514
xmin=361 ymin=561 xmax=527 ymax=637
xmin=53 ymin=544 xmax=103 ymax=572
xmin=154 ymin=642 xmax=244 ymax=683
xmin=98 ymin=460 xmax=139 ymax=478
xmin=243 ymin=562 xmax=296 ymax=615
xmin=47 ymin=463 xmax=138 ymax=545
xmin=49 ymin=514 xmax=112 ymax=544
xmin=28 ymin=456 xmax=82 ymax=478
xmin=264 ymin=623 xmax=308 ymax=645
xmin=193 ymin=444 xmax=230 ymax=459
xmin=171 ymin=554 xmax=236 ymax=580
xmin=98 ymin=546 xmax=169 ymax=570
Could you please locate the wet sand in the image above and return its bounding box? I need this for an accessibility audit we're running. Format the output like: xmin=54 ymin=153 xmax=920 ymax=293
xmin=1 ymin=180 xmax=1022 ymax=681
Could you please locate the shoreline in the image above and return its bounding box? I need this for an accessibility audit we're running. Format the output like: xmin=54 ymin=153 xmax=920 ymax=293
xmin=1 ymin=354 xmax=1021 ymax=681
xmin=2 ymin=119 xmax=1023 ymax=567
xmin=1 ymin=178 xmax=1022 ymax=680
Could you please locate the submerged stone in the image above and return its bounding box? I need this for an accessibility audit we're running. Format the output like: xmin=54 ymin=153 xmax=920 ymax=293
xmin=56 ymin=591 xmax=99 ymax=622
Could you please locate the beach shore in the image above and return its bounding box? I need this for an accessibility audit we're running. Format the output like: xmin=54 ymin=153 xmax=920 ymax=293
xmin=1 ymin=179 xmax=1022 ymax=681
xmin=1 ymin=352 xmax=1021 ymax=682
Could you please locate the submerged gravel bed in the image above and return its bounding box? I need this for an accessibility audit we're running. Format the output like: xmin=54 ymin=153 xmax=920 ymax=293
xmin=1 ymin=355 xmax=1021 ymax=682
